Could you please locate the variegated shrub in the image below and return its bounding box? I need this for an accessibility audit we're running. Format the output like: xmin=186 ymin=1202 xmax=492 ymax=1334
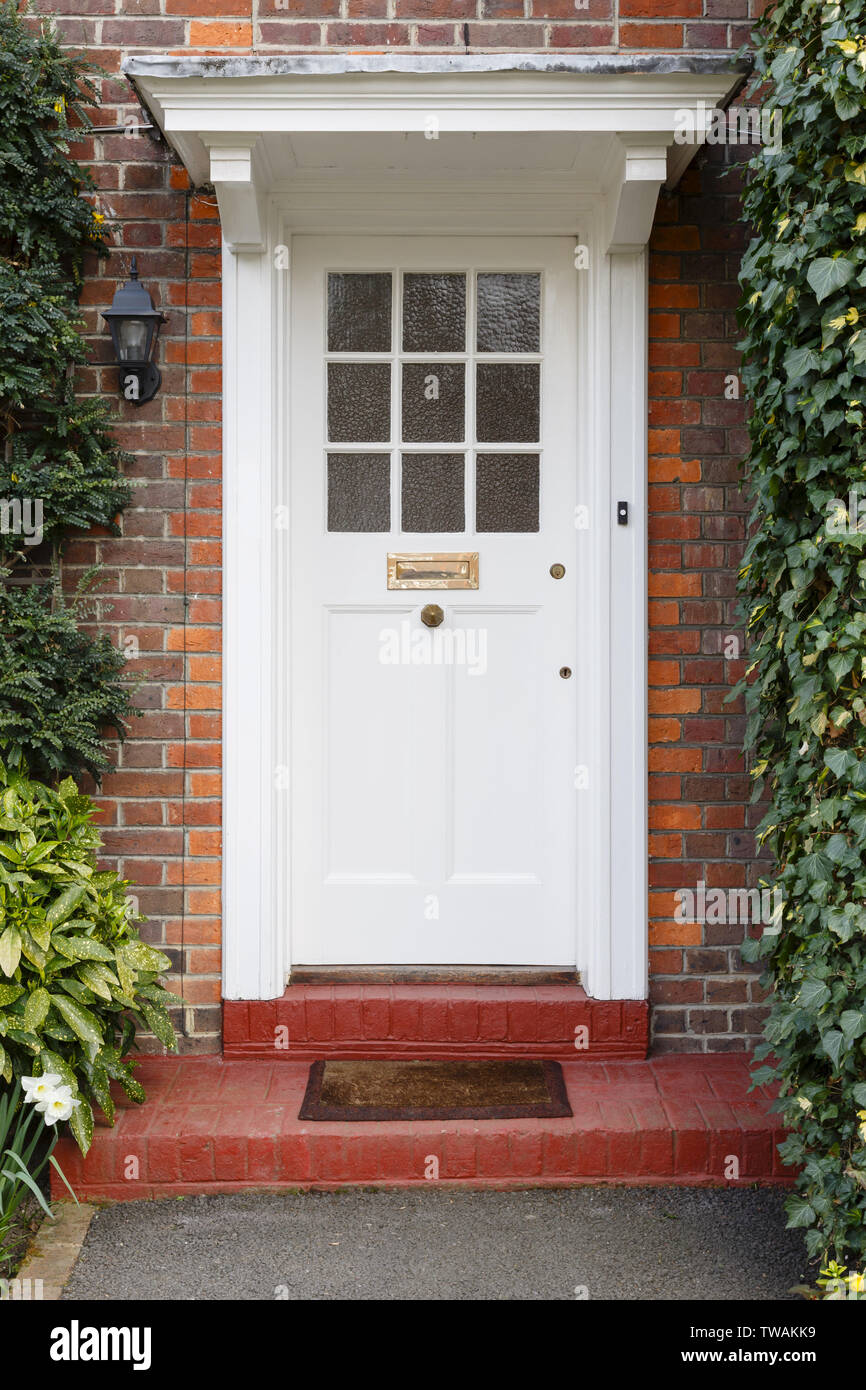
xmin=0 ymin=754 xmax=177 ymax=1154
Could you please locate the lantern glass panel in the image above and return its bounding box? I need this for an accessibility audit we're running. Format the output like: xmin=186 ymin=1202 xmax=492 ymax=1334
xmin=118 ymin=317 xmax=151 ymax=362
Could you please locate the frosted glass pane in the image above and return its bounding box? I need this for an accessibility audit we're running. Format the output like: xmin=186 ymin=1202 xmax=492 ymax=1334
xmin=328 ymin=273 xmax=392 ymax=352
xmin=402 ymin=273 xmax=466 ymax=352
xmin=327 ymin=362 xmax=391 ymax=443
xmin=402 ymin=362 xmax=465 ymax=443
xmin=327 ymin=453 xmax=390 ymax=532
xmin=476 ymin=273 xmax=540 ymax=352
xmin=476 ymin=363 xmax=539 ymax=443
xmin=476 ymin=454 xmax=539 ymax=532
xmin=401 ymin=453 xmax=465 ymax=532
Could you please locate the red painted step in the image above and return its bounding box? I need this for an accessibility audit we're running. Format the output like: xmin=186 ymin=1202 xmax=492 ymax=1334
xmin=52 ymin=1055 xmax=791 ymax=1200
xmin=223 ymin=984 xmax=649 ymax=1061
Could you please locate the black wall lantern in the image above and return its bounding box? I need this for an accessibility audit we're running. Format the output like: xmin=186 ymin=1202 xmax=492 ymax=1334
xmin=103 ymin=258 xmax=167 ymax=406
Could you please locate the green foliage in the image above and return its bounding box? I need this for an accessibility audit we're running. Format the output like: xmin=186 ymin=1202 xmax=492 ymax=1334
xmin=0 ymin=1 xmax=136 ymax=775
xmin=0 ymin=574 xmax=136 ymax=784
xmin=0 ymin=754 xmax=177 ymax=1155
xmin=735 ymin=0 xmax=866 ymax=1266
xmin=0 ymin=0 xmax=130 ymax=553
xmin=0 ymin=1078 xmax=76 ymax=1267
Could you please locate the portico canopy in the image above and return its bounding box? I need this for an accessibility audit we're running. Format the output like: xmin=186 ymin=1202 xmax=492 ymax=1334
xmin=126 ymin=54 xmax=748 ymax=254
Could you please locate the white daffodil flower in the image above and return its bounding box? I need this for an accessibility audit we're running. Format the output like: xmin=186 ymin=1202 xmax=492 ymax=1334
xmin=21 ymin=1073 xmax=64 ymax=1103
xmin=36 ymin=1092 xmax=80 ymax=1124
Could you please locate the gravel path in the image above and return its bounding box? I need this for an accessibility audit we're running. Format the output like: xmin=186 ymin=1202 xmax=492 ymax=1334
xmin=61 ymin=1186 xmax=809 ymax=1301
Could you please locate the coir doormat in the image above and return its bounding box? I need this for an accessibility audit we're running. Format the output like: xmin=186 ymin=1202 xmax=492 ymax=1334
xmin=298 ymin=1059 xmax=572 ymax=1121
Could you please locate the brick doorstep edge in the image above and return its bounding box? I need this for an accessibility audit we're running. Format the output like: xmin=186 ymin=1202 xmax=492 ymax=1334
xmin=11 ymin=1200 xmax=98 ymax=1301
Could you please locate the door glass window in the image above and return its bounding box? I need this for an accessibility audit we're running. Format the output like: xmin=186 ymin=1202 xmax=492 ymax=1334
xmin=325 ymin=270 xmax=541 ymax=534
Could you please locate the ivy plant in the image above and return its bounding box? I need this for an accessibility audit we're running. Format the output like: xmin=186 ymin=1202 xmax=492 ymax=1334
xmin=0 ymin=1 xmax=136 ymax=778
xmin=735 ymin=0 xmax=866 ymax=1266
xmin=0 ymin=573 xmax=135 ymax=784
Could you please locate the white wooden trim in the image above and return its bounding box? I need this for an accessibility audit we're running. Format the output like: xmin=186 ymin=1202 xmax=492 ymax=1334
xmin=604 ymin=251 xmax=649 ymax=999
xmin=221 ymin=228 xmax=287 ymax=999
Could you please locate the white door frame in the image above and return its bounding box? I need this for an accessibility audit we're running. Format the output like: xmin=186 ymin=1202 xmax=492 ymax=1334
xmin=221 ymin=193 xmax=645 ymax=1001
xmin=126 ymin=57 xmax=744 ymax=1001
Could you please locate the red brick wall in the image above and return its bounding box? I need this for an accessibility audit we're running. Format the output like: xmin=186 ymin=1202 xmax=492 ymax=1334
xmin=31 ymin=0 xmax=764 ymax=1053
xmin=647 ymin=148 xmax=769 ymax=1052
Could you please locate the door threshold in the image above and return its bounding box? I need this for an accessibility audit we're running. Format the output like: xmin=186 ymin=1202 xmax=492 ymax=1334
xmin=289 ymin=965 xmax=580 ymax=986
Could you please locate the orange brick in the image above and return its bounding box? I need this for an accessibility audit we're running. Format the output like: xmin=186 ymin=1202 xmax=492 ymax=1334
xmin=650 ymin=804 xmax=702 ymax=831
xmin=649 ymin=920 xmax=702 ymax=947
xmin=648 ymin=834 xmax=682 ymax=858
xmin=649 ymin=891 xmax=682 ymax=918
xmin=189 ymin=19 xmax=253 ymax=44
xmin=649 ymin=457 xmax=701 ymax=483
xmin=187 ymin=889 xmax=221 ymax=914
xmin=187 ymin=948 xmax=222 ymax=973
xmin=188 ymin=830 xmax=222 ymax=856
xmin=649 ymin=718 xmax=681 ymax=743
xmin=189 ymin=773 xmax=222 ymax=796
xmin=649 ymin=573 xmax=702 ymax=598
xmin=648 ymin=660 xmax=679 ymax=686
xmin=649 ymin=748 xmax=703 ymax=773
xmin=166 ymin=627 xmax=222 ymax=652
xmin=649 ymin=689 xmax=702 ymax=715
xmin=177 ymin=976 xmax=221 ymax=1003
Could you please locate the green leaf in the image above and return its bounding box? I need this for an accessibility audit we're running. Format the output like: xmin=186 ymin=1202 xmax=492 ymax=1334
xmin=140 ymin=1001 xmax=177 ymax=1051
xmin=117 ymin=940 xmax=171 ymax=974
xmin=786 ymin=1196 xmax=817 ymax=1229
xmin=23 ymin=987 xmax=51 ymax=1032
xmin=49 ymin=992 xmax=104 ymax=1047
xmin=839 ymin=1010 xmax=866 ymax=1042
xmin=798 ymin=977 xmax=832 ymax=1012
xmin=806 ymin=256 xmax=855 ymax=304
xmin=44 ymin=883 xmax=87 ymax=929
xmin=54 ymin=934 xmax=114 ymax=962
xmin=0 ymin=981 xmax=24 ymax=1006
xmin=68 ymin=1097 xmax=94 ymax=1156
xmin=783 ymin=344 xmax=821 ymax=380
xmin=0 ymin=926 xmax=21 ymax=978
xmin=820 ymin=1029 xmax=845 ymax=1068
xmin=76 ymin=963 xmax=113 ymax=1002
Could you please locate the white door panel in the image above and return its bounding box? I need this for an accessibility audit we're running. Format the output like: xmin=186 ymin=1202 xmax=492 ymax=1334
xmin=290 ymin=236 xmax=578 ymax=965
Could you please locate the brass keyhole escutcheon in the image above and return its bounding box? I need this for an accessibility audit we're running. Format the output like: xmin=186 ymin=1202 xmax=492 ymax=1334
xmin=559 ymin=666 xmax=572 ymax=679
xmin=421 ymin=603 xmax=445 ymax=628
xmin=550 ymin=563 xmax=566 ymax=579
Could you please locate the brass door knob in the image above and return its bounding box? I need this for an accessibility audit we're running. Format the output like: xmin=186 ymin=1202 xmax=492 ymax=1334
xmin=421 ymin=604 xmax=445 ymax=628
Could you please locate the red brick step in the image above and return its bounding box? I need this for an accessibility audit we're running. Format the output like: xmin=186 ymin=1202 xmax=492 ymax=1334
xmin=52 ymin=1055 xmax=790 ymax=1200
xmin=223 ymin=983 xmax=649 ymax=1061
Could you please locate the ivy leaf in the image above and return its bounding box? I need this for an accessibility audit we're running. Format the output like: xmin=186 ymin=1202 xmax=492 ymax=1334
xmin=783 ymin=344 xmax=821 ymax=379
xmin=786 ymin=1196 xmax=817 ymax=1229
xmin=798 ymin=977 xmax=832 ymax=1012
xmin=820 ymin=1029 xmax=845 ymax=1068
xmin=825 ymin=747 xmax=854 ymax=779
xmin=806 ymin=256 xmax=855 ymax=304
xmin=839 ymin=1011 xmax=866 ymax=1042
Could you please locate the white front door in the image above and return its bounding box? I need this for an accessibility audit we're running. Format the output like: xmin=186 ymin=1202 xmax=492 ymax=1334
xmin=290 ymin=236 xmax=579 ymax=966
